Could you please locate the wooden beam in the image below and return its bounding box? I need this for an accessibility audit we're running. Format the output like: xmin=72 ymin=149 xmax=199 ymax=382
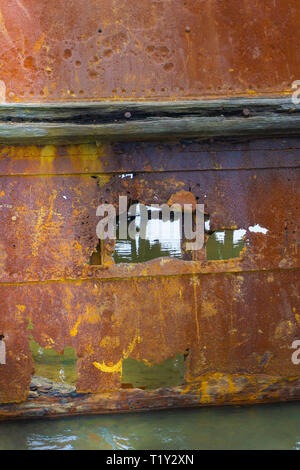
xmin=0 ymin=98 xmax=299 ymax=144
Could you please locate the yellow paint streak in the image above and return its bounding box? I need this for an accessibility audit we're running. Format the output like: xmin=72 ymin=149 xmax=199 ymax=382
xmin=15 ymin=304 xmax=26 ymax=323
xmin=40 ymin=334 xmax=55 ymax=348
xmin=93 ymin=359 xmax=122 ymax=373
xmin=42 ymin=86 xmax=49 ymax=97
xmin=199 ymin=379 xmax=211 ymax=403
xmin=33 ymin=33 xmax=45 ymax=53
xmin=93 ymin=333 xmax=139 ymax=373
xmin=70 ymin=302 xmax=112 ymax=336
xmin=70 ymin=318 xmax=81 ymax=337
xmin=182 ymin=372 xmax=262 ymax=405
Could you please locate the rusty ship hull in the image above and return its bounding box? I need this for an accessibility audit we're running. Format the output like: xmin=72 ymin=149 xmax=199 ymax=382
xmin=0 ymin=1 xmax=299 ymax=420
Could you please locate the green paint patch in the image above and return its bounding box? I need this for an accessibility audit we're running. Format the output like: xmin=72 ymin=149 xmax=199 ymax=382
xmin=122 ymin=354 xmax=185 ymax=390
xmin=30 ymin=339 xmax=77 ymax=385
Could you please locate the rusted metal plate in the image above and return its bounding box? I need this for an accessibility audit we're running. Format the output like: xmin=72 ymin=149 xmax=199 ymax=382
xmin=0 ymin=137 xmax=299 ymax=408
xmin=2 ymin=373 xmax=300 ymax=421
xmin=0 ymin=0 xmax=299 ymax=102
xmin=0 ymin=138 xmax=299 ymax=175
xmin=0 ymin=271 xmax=299 ymax=404
xmin=0 ymin=142 xmax=298 ymax=282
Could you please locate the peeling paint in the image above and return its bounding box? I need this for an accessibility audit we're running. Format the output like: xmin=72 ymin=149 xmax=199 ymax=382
xmin=249 ymin=224 xmax=269 ymax=234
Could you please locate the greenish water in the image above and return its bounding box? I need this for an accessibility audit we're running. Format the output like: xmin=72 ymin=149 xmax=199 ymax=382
xmin=0 ymin=403 xmax=300 ymax=450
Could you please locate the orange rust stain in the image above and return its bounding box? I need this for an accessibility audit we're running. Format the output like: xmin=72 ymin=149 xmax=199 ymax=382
xmin=0 ymin=0 xmax=298 ymax=101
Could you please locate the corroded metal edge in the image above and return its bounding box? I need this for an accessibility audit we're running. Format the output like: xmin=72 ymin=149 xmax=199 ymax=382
xmin=1 ymin=373 xmax=300 ymax=422
xmin=0 ymin=98 xmax=299 ymax=144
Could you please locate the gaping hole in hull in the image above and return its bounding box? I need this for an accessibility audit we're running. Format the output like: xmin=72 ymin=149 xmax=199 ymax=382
xmin=30 ymin=339 xmax=77 ymax=386
xmin=89 ymin=206 xmax=246 ymax=265
xmin=121 ymin=354 xmax=185 ymax=390
xmin=206 ymin=229 xmax=246 ymax=260
xmin=114 ymin=204 xmax=183 ymax=263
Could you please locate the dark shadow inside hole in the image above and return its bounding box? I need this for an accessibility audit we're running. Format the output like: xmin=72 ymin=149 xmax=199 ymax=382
xmin=89 ymin=240 xmax=102 ymax=265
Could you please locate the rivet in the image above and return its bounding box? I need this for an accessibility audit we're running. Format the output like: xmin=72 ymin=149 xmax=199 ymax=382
xmin=124 ymin=112 xmax=132 ymax=119
xmin=242 ymin=108 xmax=251 ymax=117
xmin=185 ymin=26 xmax=191 ymax=33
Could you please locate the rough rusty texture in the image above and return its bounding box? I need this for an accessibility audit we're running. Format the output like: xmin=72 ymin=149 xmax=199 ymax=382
xmin=2 ymin=373 xmax=300 ymax=422
xmin=0 ymin=0 xmax=299 ymax=102
xmin=0 ymin=137 xmax=299 ymax=412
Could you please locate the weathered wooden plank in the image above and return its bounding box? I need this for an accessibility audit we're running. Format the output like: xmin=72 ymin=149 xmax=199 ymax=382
xmin=0 ymin=98 xmax=298 ymax=121
xmin=0 ymin=114 xmax=300 ymax=145
xmin=0 ymin=99 xmax=299 ymax=144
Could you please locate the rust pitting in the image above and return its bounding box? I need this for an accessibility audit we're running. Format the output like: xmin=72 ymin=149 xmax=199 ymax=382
xmin=0 ymin=0 xmax=299 ymax=101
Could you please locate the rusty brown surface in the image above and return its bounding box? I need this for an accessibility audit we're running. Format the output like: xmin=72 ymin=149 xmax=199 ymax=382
xmin=0 ymin=137 xmax=299 ymax=408
xmin=0 ymin=0 xmax=299 ymax=102
xmin=2 ymin=373 xmax=300 ymax=421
